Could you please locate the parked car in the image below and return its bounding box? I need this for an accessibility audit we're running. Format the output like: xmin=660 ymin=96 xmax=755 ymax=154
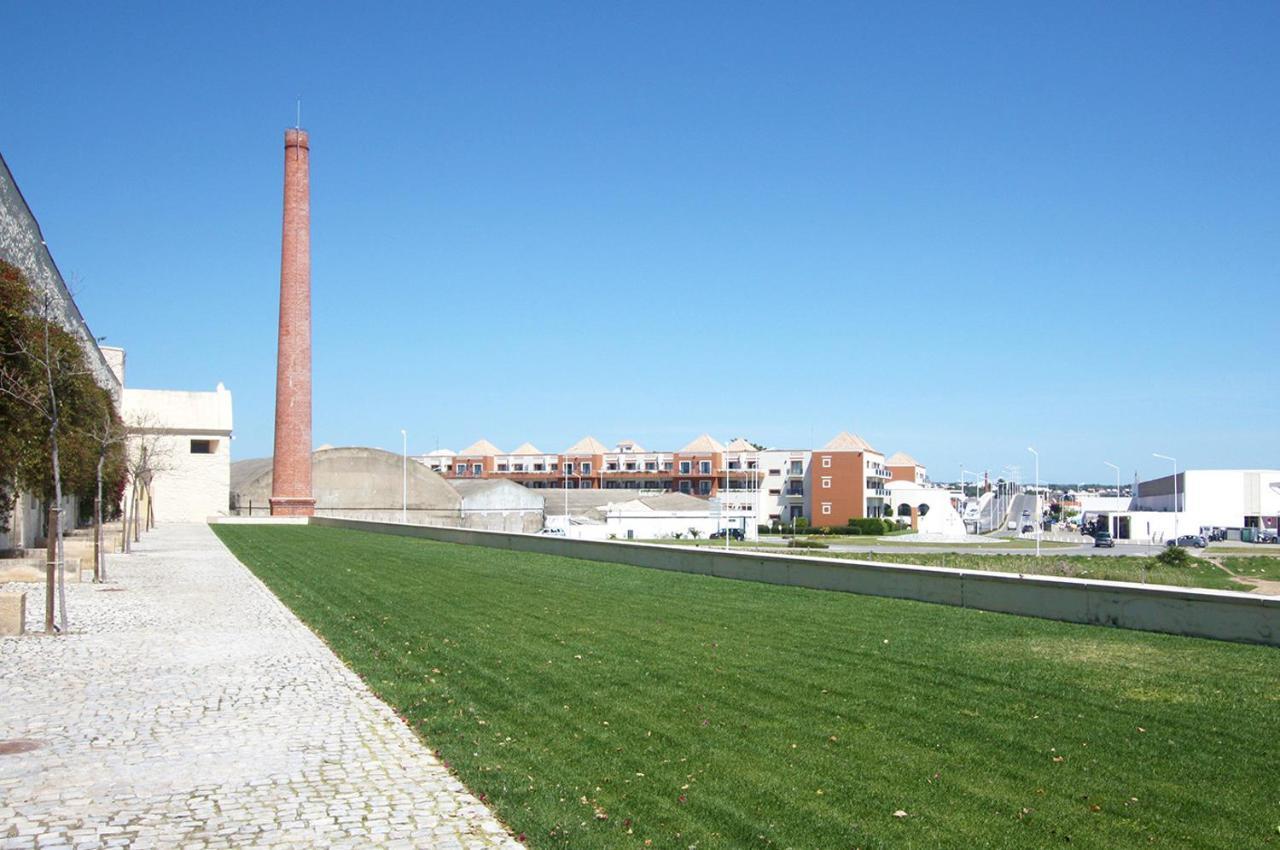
xmin=1020 ymin=524 xmax=1034 ymax=534
xmin=1168 ymin=534 xmax=1207 ymax=548
xmin=1093 ymin=531 xmax=1115 ymax=548
xmin=1006 ymin=520 xmax=1017 ymax=531
xmin=1256 ymin=530 xmax=1279 ymax=544
xmin=710 ymin=528 xmax=745 ymax=541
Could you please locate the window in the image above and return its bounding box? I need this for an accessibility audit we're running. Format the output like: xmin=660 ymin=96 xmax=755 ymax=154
xmin=582 ymin=462 xmax=592 ymax=474
xmin=769 ymin=468 xmax=781 ymax=475
xmin=644 ymin=461 xmax=656 ymax=471
xmin=821 ymin=502 xmax=832 ymax=515
xmin=533 ymin=463 xmax=544 ymax=472
xmin=679 ymin=481 xmax=692 ymax=494
xmin=190 ymin=439 xmax=215 ymax=454
xmin=699 ymin=460 xmax=711 ymax=474
xmin=789 ymin=461 xmax=803 ymax=475
xmin=768 ymin=488 xmax=781 ymax=495
xmin=472 ymin=464 xmax=482 ymax=475
xmin=747 ymin=461 xmax=757 ymax=470
xmin=607 ymin=462 xmax=619 ymax=471
xmin=662 ymin=462 xmax=673 ymax=471
xmin=550 ymin=463 xmax=559 ymax=471
xmin=821 ymin=476 xmax=832 ymax=489
xmin=513 ymin=464 xmax=524 ymax=472
xmin=565 ymin=463 xmax=574 ymax=473
xmin=625 ymin=462 xmax=636 ymax=471
xmin=581 ymin=480 xmax=593 ymax=489
xmin=497 ymin=464 xmax=509 ymax=472
xmin=821 ymin=456 xmax=832 ymax=468
xmin=728 ymin=461 xmax=740 ymax=470
xmin=698 ymin=480 xmax=712 ymax=495
xmin=679 ymin=461 xmax=691 ymax=474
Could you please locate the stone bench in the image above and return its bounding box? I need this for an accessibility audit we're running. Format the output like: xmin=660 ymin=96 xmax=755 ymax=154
xmin=0 ymin=590 xmax=25 ymax=635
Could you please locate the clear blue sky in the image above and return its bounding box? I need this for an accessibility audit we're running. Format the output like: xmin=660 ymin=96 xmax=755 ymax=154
xmin=4 ymin=2 xmax=1277 ymax=482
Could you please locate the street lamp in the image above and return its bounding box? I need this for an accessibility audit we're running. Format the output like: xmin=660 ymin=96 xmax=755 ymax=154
xmin=1153 ymin=453 xmax=1178 ymax=543
xmin=401 ymin=429 xmax=408 ymax=524
xmin=1027 ymin=447 xmax=1040 ymax=557
xmin=1103 ymin=461 xmax=1120 ymax=537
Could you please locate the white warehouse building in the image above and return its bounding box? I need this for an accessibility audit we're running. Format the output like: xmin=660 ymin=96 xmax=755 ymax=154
xmin=1089 ymin=469 xmax=1280 ymax=543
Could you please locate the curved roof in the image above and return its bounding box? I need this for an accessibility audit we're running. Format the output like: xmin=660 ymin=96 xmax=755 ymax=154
xmin=679 ymin=434 xmax=725 ymax=454
xmin=823 ymin=431 xmax=877 ymax=452
xmin=231 ymin=447 xmax=461 ymax=511
xmin=886 ymin=451 xmax=921 ymax=466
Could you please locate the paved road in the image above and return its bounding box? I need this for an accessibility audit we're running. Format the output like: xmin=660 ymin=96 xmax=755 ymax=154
xmin=1 ymin=523 xmax=520 ymax=850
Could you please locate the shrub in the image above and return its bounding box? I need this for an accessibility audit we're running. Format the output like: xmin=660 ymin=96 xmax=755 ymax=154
xmin=1156 ymin=545 xmax=1191 ymax=568
xmin=787 ymin=539 xmax=829 ymax=549
xmin=847 ymin=518 xmax=890 ymax=535
xmin=758 ymin=524 xmax=773 ymax=535
xmin=795 ymin=517 xmax=809 ymax=530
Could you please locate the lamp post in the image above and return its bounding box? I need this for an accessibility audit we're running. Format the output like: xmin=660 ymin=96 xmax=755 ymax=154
xmin=401 ymin=429 xmax=408 ymax=524
xmin=1027 ymin=447 xmax=1040 ymax=557
xmin=1103 ymin=460 xmax=1120 ymax=537
xmin=1153 ymin=453 xmax=1178 ymax=543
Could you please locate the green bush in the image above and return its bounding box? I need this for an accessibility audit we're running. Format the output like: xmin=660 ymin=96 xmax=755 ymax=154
xmin=795 ymin=517 xmax=809 ymax=530
xmin=847 ymin=518 xmax=890 ymax=535
xmin=1156 ymin=545 xmax=1191 ymax=568
xmin=787 ymin=539 xmax=829 ymax=549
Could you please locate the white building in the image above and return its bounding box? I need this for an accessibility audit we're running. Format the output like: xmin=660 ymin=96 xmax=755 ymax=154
xmin=121 ymin=383 xmax=234 ymax=523
xmin=1086 ymin=469 xmax=1280 ymax=543
xmin=885 ymin=479 xmax=968 ymax=539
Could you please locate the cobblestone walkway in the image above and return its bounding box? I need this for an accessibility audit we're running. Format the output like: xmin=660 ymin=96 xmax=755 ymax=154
xmin=0 ymin=523 xmax=521 ymax=849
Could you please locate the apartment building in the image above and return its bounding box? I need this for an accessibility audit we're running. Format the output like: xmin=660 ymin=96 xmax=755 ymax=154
xmin=430 ymin=431 xmax=916 ymax=526
xmin=804 ymin=432 xmax=890 ymax=527
xmin=886 ymin=452 xmax=928 ymax=485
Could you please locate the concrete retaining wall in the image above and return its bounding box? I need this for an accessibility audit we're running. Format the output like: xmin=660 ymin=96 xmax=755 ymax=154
xmin=307 ymin=516 xmax=1280 ymax=647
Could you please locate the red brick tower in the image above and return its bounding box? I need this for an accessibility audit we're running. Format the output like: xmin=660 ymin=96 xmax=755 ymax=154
xmin=269 ymin=128 xmax=316 ymax=516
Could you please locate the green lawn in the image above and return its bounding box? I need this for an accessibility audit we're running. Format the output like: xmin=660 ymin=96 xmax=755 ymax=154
xmin=830 ymin=551 xmax=1242 ymax=591
xmin=213 ymin=525 xmax=1280 ymax=850
xmin=1220 ymin=556 xmax=1280 ymax=582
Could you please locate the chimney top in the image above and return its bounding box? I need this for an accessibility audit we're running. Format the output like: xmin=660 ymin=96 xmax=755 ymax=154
xmin=284 ymin=128 xmax=309 ymax=149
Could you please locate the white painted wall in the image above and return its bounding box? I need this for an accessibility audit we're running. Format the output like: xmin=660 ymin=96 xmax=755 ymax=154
xmin=122 ymin=384 xmax=233 ymax=523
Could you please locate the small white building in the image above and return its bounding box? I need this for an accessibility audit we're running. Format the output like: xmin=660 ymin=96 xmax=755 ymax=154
xmin=885 ymin=480 xmax=968 ymax=540
xmin=122 ymin=384 xmax=233 ymax=523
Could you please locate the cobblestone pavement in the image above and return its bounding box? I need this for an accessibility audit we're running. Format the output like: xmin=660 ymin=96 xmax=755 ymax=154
xmin=0 ymin=523 xmax=522 ymax=849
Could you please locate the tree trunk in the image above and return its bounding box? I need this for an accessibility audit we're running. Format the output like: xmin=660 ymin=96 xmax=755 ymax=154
xmin=120 ymin=484 xmax=130 ymax=554
xmin=45 ymin=503 xmax=55 ymax=632
xmin=51 ymin=436 xmax=68 ymax=634
xmin=94 ymin=454 xmax=104 ymax=582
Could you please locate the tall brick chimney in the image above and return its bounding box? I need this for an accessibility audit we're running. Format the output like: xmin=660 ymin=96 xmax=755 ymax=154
xmin=269 ymin=128 xmax=316 ymax=517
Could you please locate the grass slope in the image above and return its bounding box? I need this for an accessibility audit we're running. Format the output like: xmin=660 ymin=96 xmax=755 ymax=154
xmin=213 ymin=525 xmax=1280 ymax=850
xmin=829 ymin=551 xmax=1240 ymax=590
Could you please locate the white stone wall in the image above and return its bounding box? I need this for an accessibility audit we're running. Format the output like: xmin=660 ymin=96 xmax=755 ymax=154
xmin=123 ymin=385 xmax=233 ymax=524
xmin=146 ymin=432 xmax=232 ymax=522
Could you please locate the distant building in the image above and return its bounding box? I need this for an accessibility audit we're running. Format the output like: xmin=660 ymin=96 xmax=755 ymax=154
xmin=440 ymin=430 xmax=920 ymax=527
xmin=886 ymin=451 xmax=928 ymax=485
xmin=804 ymin=432 xmax=890 ymax=526
xmin=232 ymin=447 xmax=544 ymax=532
xmin=1084 ymin=469 xmax=1280 ymax=543
xmin=121 ymin=383 xmax=234 ymax=523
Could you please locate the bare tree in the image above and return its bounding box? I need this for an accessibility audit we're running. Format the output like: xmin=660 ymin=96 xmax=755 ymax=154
xmin=120 ymin=413 xmax=172 ymax=553
xmin=80 ymin=402 xmax=128 ymax=581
